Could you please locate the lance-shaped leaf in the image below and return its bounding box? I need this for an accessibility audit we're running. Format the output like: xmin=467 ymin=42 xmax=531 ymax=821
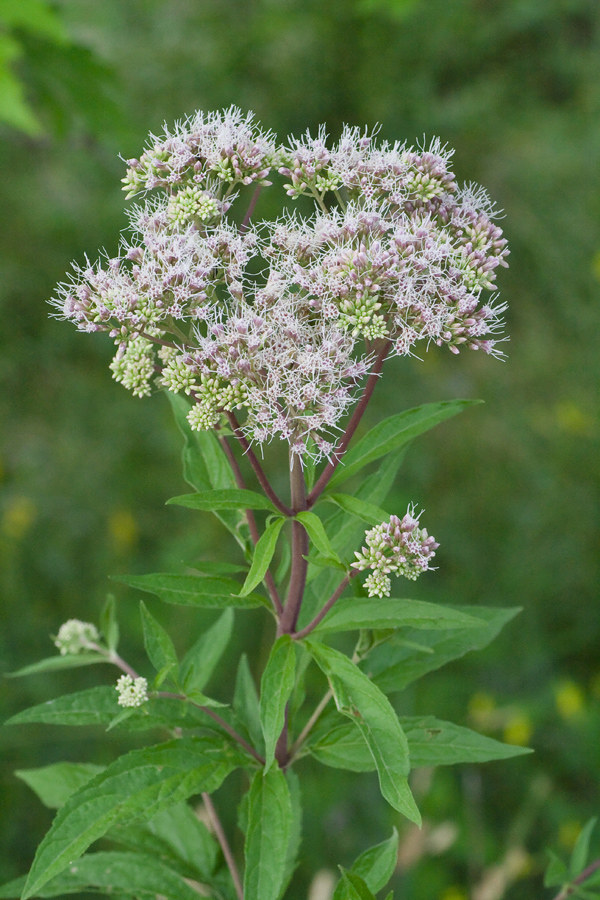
xmin=5 ymin=687 xmax=219 ymax=731
xmin=332 ymin=829 xmax=399 ymax=900
xmin=338 ymin=870 xmax=378 ymax=900
xmin=308 ymin=714 xmax=531 ymax=770
xmin=315 ymin=596 xmax=482 ymax=634
xmin=282 ymin=770 xmax=302 ymax=895
xmin=109 ymin=803 xmax=218 ymax=882
xmin=304 ymin=641 xmax=420 ymax=825
xmin=168 ymin=489 xmax=278 ymax=513
xmin=114 ymin=572 xmax=267 ymax=609
xmin=21 ymin=736 xmax=242 ymax=899
xmin=259 ymin=636 xmax=297 ymax=770
xmin=0 ymin=851 xmax=206 ymax=900
xmin=244 ymin=767 xmax=292 ymax=900
xmin=166 ymin=393 xmax=250 ymax=551
xmin=325 ymin=494 xmax=389 ymax=527
xmin=366 ymin=606 xmax=520 ymax=694
xmin=179 ymin=608 xmax=233 ymax=693
xmin=328 ymin=399 xmax=481 ymax=488
xmin=234 ymin=654 xmax=264 ymax=753
xmin=140 ymin=602 xmax=178 ymax=676
xmin=6 ymin=654 xmax=109 ymax=678
xmin=240 ymin=518 xmax=285 ymax=597
xmin=16 ymin=763 xmax=105 ymax=810
xmin=570 ymin=818 xmax=598 ymax=880
xmin=295 ymin=511 xmax=341 ymax=563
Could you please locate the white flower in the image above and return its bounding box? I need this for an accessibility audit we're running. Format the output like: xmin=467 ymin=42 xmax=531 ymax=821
xmin=54 ymin=620 xmax=99 ymax=656
xmin=116 ymin=674 xmax=149 ymax=708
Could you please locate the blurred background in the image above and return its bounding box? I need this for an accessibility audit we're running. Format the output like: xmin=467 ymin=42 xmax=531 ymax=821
xmin=0 ymin=1 xmax=598 ymax=898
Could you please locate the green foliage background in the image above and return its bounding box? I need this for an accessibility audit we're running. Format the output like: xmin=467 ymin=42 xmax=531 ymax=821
xmin=0 ymin=0 xmax=598 ymax=897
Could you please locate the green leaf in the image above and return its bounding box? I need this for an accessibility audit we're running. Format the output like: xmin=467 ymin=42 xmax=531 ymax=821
xmin=190 ymin=560 xmax=247 ymax=576
xmin=544 ymin=849 xmax=569 ymax=888
xmin=100 ymin=594 xmax=119 ymax=653
xmin=179 ymin=608 xmax=233 ymax=693
xmin=234 ymin=654 xmax=264 ymax=754
xmin=165 ymin=393 xmax=250 ymax=551
xmin=5 ymin=653 xmax=108 ymax=678
xmin=282 ymin=770 xmax=302 ymax=894
xmin=339 ymin=870 xmax=378 ymax=900
xmin=367 ymin=606 xmax=521 ymax=694
xmin=15 ymin=763 xmax=105 ymax=809
xmin=259 ymin=636 xmax=297 ymax=771
xmin=295 ymin=511 xmax=341 ymax=563
xmin=168 ymin=489 xmax=278 ymax=513
xmin=328 ymin=399 xmax=481 ymax=488
xmin=109 ymin=803 xmax=218 ymax=882
xmin=325 ymin=494 xmax=389 ymax=526
xmin=304 ymin=641 xmax=420 ymax=825
xmin=114 ymin=572 xmax=267 ymax=609
xmin=401 ymin=716 xmax=533 ymax=766
xmin=244 ymin=767 xmax=292 ymax=900
xmin=0 ymin=0 xmax=68 ymax=43
xmin=140 ymin=602 xmax=178 ymax=676
xmin=570 ymin=818 xmax=598 ymax=879
xmin=315 ymin=596 xmax=483 ymax=634
xmin=240 ymin=518 xmax=285 ymax=596
xmin=332 ymin=829 xmax=399 ymax=900
xmin=4 ymin=686 xmax=220 ymax=731
xmin=22 ymin=736 xmax=242 ymax=899
xmin=0 ymin=851 xmax=205 ymax=900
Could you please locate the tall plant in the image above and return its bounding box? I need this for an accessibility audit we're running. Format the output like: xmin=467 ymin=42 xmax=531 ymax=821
xmin=3 ymin=108 xmax=525 ymax=900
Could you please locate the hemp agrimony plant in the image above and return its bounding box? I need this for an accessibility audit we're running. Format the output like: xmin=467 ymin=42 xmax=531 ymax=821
xmin=3 ymin=108 xmax=526 ymax=900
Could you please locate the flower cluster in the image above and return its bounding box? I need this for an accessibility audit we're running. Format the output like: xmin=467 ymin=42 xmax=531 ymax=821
xmin=115 ymin=674 xmax=149 ymax=708
xmin=352 ymin=508 xmax=439 ymax=597
xmin=54 ymin=619 xmax=99 ymax=655
xmin=52 ymin=109 xmax=508 ymax=460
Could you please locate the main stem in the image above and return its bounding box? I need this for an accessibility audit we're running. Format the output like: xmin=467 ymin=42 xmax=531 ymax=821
xmin=278 ymin=456 xmax=309 ymax=636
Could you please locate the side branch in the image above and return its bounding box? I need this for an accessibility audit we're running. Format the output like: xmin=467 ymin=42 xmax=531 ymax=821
xmin=552 ymin=859 xmax=600 ymax=900
xmin=225 ymin=412 xmax=293 ymax=517
xmin=292 ymin=574 xmax=351 ymax=640
xmin=202 ymin=792 xmax=244 ymax=900
xmin=307 ymin=339 xmax=392 ymax=505
xmin=219 ymin=434 xmax=283 ymax=615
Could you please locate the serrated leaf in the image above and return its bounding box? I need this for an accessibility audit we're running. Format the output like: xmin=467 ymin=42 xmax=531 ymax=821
xmin=5 ymin=653 xmax=108 ymax=678
xmin=15 ymin=763 xmax=105 ymax=809
xmin=240 ymin=518 xmax=285 ymax=597
xmin=22 ymin=736 xmax=242 ymax=899
xmin=570 ymin=818 xmax=598 ymax=879
xmin=295 ymin=511 xmax=341 ymax=563
xmin=179 ymin=608 xmax=233 ymax=693
xmin=259 ymin=636 xmax=297 ymax=770
xmin=234 ymin=654 xmax=264 ymax=754
xmin=109 ymin=803 xmax=218 ymax=882
xmin=315 ymin=596 xmax=482 ymax=634
xmin=325 ymin=494 xmax=389 ymax=526
xmin=140 ymin=602 xmax=178 ymax=675
xmin=309 ymin=713 xmax=531 ymax=771
xmin=168 ymin=489 xmax=278 ymax=513
xmin=244 ymin=767 xmax=292 ymax=900
xmin=544 ymin=849 xmax=568 ymax=888
xmin=366 ymin=606 xmax=521 ymax=694
xmin=100 ymin=594 xmax=119 ymax=653
xmin=4 ymin=686 xmax=217 ymax=731
xmin=304 ymin=641 xmax=420 ymax=824
xmin=0 ymin=850 xmax=204 ymax=900
xmin=332 ymin=829 xmax=399 ymax=900
xmin=328 ymin=400 xmax=481 ymax=488
xmin=114 ymin=572 xmax=266 ymax=609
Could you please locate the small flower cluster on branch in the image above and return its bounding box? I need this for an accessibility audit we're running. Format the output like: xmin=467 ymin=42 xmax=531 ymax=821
xmin=352 ymin=508 xmax=439 ymax=597
xmin=115 ymin=674 xmax=149 ymax=708
xmin=54 ymin=619 xmax=99 ymax=655
xmin=52 ymin=107 xmax=508 ymax=461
